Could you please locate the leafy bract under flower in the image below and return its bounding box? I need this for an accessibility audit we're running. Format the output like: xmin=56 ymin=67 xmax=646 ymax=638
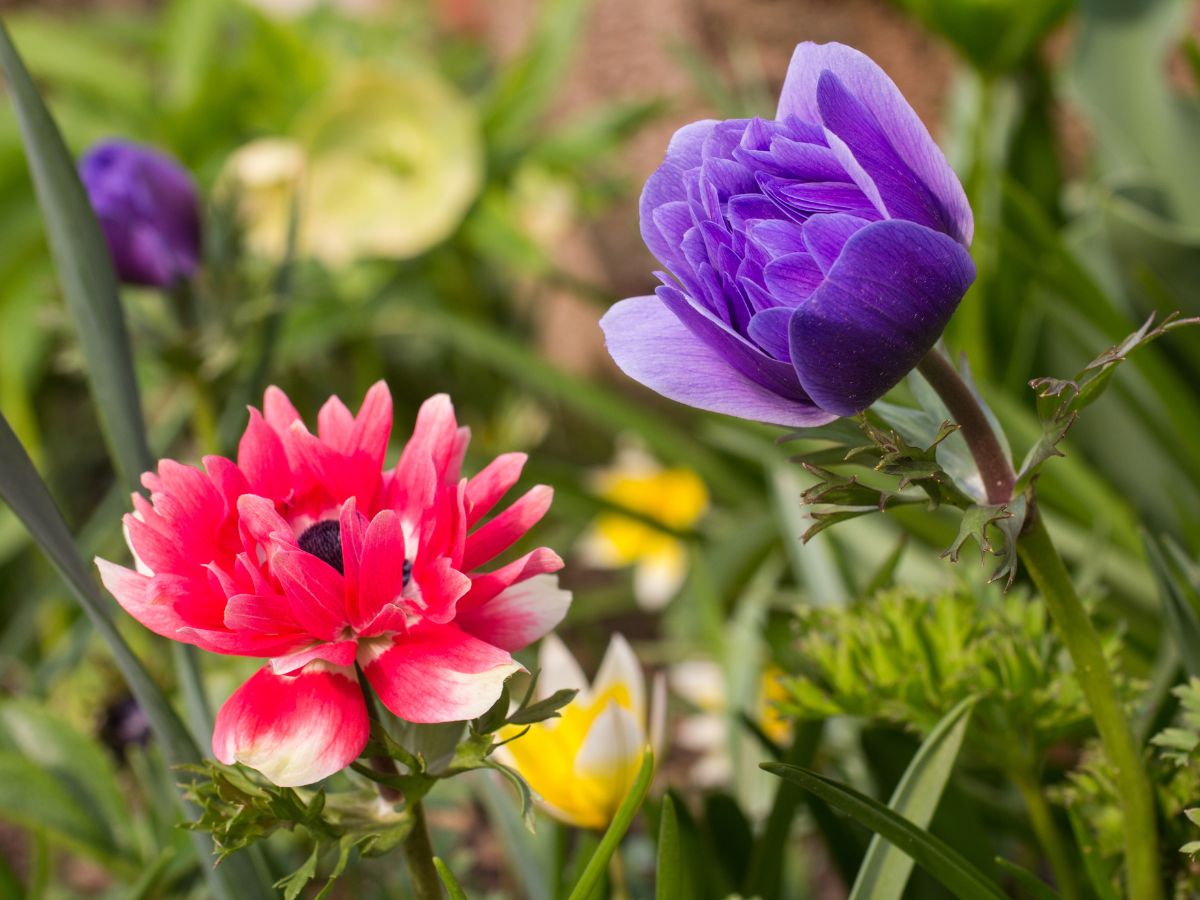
xmin=601 ymin=42 xmax=976 ymax=426
xmin=97 ymin=385 xmax=570 ymax=786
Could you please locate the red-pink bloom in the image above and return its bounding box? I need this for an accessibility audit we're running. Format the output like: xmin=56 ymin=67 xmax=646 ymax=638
xmin=96 ymin=385 xmax=570 ymax=786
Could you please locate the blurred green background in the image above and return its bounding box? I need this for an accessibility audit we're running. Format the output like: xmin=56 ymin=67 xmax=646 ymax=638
xmin=2 ymin=0 xmax=1200 ymax=897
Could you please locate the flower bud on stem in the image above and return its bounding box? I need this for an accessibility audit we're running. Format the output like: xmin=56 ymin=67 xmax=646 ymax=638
xmin=917 ymin=348 xmax=1163 ymax=900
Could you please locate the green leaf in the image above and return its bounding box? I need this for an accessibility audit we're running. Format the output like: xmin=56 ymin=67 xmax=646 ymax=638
xmin=848 ymin=697 xmax=975 ymax=900
xmin=993 ymin=857 xmax=1062 ymax=900
xmin=1145 ymin=534 xmax=1200 ymax=677
xmin=0 ymin=23 xmax=154 ymax=491
xmin=567 ymin=749 xmax=655 ymax=900
xmin=655 ymin=794 xmax=682 ymax=900
xmin=761 ymin=763 xmax=1007 ymax=900
xmin=506 ymin=688 xmax=578 ymax=726
xmin=434 ymin=857 xmax=469 ymax=900
xmin=274 ymin=845 xmax=320 ymax=900
xmin=484 ymin=760 xmax=537 ymax=833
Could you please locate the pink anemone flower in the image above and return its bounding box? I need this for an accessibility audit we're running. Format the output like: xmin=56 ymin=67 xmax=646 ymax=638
xmin=96 ymin=385 xmax=570 ymax=786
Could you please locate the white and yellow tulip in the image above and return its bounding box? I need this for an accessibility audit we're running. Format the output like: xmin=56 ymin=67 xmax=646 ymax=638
xmin=499 ymin=634 xmax=664 ymax=830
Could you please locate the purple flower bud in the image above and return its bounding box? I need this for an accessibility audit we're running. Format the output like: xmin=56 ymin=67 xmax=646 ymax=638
xmin=601 ymin=42 xmax=976 ymax=427
xmin=78 ymin=140 xmax=202 ymax=288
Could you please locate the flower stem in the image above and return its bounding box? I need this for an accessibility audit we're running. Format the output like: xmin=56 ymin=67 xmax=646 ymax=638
xmin=1018 ymin=512 xmax=1161 ymax=900
xmin=404 ymin=802 xmax=444 ymax=900
xmin=1012 ymin=769 xmax=1081 ymax=900
xmin=917 ymin=348 xmax=1162 ymax=899
xmin=916 ymin=350 xmax=1014 ymax=505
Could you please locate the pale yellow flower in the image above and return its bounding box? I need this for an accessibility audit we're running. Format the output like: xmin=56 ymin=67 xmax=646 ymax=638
xmin=218 ymin=66 xmax=482 ymax=267
xmin=579 ymin=447 xmax=708 ymax=610
xmin=498 ymin=635 xmax=664 ymax=830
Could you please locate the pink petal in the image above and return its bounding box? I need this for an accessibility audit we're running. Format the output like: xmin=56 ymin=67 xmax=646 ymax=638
xmin=456 ymin=574 xmax=571 ymax=652
xmin=271 ymin=550 xmax=348 ymax=640
xmin=410 ymin=556 xmax=471 ymax=625
xmin=236 ymin=495 xmax=295 ymax=561
xmin=339 ymin=499 xmax=368 ymax=613
xmin=238 ymin=408 xmax=292 ymax=501
xmin=224 ymin=592 xmax=297 ymax=633
xmin=96 ymin=558 xmax=189 ymax=639
xmin=465 ymin=452 xmax=527 ymax=526
xmin=263 ymin=386 xmax=302 ymax=432
xmin=123 ymin=513 xmax=188 ymax=575
xmin=317 ymin=395 xmax=355 ymax=452
xmin=394 ymin=395 xmax=459 ymax=494
xmin=462 ymin=485 xmax=553 ymax=571
xmin=178 ymin=627 xmax=310 ymax=657
xmin=458 ymin=547 xmax=564 ymax=611
xmin=203 ymin=455 xmax=251 ymax=514
xmin=349 ymin=381 xmax=393 ymax=469
xmin=351 ymin=510 xmax=407 ymax=632
xmin=212 ymin=662 xmax=368 ymax=786
xmin=271 ymin=640 xmax=359 ymax=675
xmin=360 ymin=624 xmax=522 ymax=723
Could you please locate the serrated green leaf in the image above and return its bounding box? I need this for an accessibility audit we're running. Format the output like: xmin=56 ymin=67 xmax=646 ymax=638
xmin=761 ymin=763 xmax=1006 ymax=900
xmin=849 ymin=697 xmax=975 ymax=900
xmin=274 ymin=845 xmax=319 ymax=900
xmin=507 ymin=688 xmax=579 ymax=726
xmin=567 ymin=749 xmax=655 ymax=900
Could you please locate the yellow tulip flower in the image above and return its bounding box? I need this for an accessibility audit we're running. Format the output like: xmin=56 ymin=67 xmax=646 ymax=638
xmin=499 ymin=635 xmax=664 ymax=830
xmin=579 ymin=447 xmax=708 ymax=610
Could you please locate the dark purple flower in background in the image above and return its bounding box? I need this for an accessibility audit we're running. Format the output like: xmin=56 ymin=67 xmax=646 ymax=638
xmin=600 ymin=42 xmax=976 ymax=427
xmin=79 ymin=140 xmax=202 ymax=288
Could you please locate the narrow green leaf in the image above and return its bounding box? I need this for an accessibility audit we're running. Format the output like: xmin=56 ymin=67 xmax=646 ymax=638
xmin=1146 ymin=534 xmax=1200 ymax=677
xmin=655 ymin=794 xmax=682 ymax=900
xmin=0 ymin=23 xmax=153 ymax=491
xmin=567 ymin=749 xmax=655 ymax=900
xmin=484 ymin=760 xmax=537 ymax=833
xmin=1064 ymin=805 xmax=1120 ymax=900
xmin=434 ymin=857 xmax=469 ymax=900
xmin=994 ymin=857 xmax=1063 ymax=900
xmin=849 ymin=698 xmax=976 ymax=900
xmin=761 ymin=762 xmax=1006 ymax=900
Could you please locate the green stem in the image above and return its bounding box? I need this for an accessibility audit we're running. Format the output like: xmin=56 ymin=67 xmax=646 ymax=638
xmin=404 ymin=802 xmax=444 ymax=900
xmin=1012 ymin=769 xmax=1081 ymax=900
xmin=1018 ymin=513 xmax=1161 ymax=900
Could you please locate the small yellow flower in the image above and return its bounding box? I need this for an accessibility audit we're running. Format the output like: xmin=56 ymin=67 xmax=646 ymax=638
xmin=579 ymin=447 xmax=708 ymax=610
xmin=498 ymin=635 xmax=664 ymax=830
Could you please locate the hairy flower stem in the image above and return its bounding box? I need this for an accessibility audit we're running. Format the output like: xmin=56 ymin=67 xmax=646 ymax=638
xmin=915 ymin=350 xmax=1014 ymax=505
xmin=403 ymin=803 xmax=444 ymax=900
xmin=916 ymin=349 xmax=1161 ymax=900
xmin=1012 ymin=770 xmax=1081 ymax=900
xmin=1018 ymin=514 xmax=1161 ymax=900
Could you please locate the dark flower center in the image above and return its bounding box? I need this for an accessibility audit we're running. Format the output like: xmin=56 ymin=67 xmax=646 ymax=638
xmin=296 ymin=519 xmax=413 ymax=587
xmin=298 ymin=520 xmax=344 ymax=574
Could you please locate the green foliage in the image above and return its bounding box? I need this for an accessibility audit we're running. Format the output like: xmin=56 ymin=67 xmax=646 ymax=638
xmin=779 ymin=587 xmax=1107 ymax=767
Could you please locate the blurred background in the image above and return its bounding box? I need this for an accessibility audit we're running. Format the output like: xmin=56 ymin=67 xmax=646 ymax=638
xmin=2 ymin=0 xmax=1200 ymax=897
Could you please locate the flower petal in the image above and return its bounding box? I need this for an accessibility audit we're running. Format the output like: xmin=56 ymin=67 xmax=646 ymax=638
xmin=271 ymin=550 xmax=348 ymax=640
xmin=640 ymin=120 xmax=718 ymax=267
xmin=212 ymin=662 xmax=368 ymax=786
xmin=592 ymin=634 xmax=646 ymax=726
xmin=465 ymin=452 xmax=528 ymax=526
xmin=96 ymin=558 xmax=189 ymax=639
xmin=455 ymin=574 xmax=571 ymax=652
xmin=600 ymin=295 xmax=836 ymax=428
xmin=788 ymin=219 xmax=975 ymax=416
xmin=776 ymin=41 xmax=972 ymax=246
xmin=237 ymin=408 xmax=292 ymax=501
xmin=351 ymin=509 xmax=407 ymax=631
xmin=360 ymin=625 xmax=521 ymax=723
xmin=458 ymin=546 xmax=564 ymax=610
xmin=462 ymin=485 xmax=553 ymax=572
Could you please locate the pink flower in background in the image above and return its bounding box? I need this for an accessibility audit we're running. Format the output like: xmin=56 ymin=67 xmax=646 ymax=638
xmin=96 ymin=385 xmax=570 ymax=786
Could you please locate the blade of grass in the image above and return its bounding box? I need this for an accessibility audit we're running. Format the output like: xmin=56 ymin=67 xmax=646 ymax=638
xmin=655 ymin=794 xmax=682 ymax=900
xmin=567 ymin=749 xmax=655 ymax=900
xmin=433 ymin=858 xmax=468 ymax=900
xmin=761 ymin=762 xmax=1007 ymax=900
xmin=849 ymin=698 xmax=975 ymax=900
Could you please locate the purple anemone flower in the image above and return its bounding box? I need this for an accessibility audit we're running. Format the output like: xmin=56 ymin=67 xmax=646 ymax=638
xmin=600 ymin=42 xmax=976 ymax=427
xmin=79 ymin=140 xmax=202 ymax=288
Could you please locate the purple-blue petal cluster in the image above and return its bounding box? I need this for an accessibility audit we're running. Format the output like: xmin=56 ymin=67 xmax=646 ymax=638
xmin=601 ymin=42 xmax=976 ymax=426
xmin=79 ymin=140 xmax=202 ymax=288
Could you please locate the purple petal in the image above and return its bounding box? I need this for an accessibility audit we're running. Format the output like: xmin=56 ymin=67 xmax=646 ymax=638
xmin=816 ymin=72 xmax=956 ymax=240
xmin=801 ymin=213 xmax=871 ymax=273
xmin=600 ymin=296 xmax=835 ymax=427
xmin=788 ymin=219 xmax=975 ymax=416
xmin=777 ymin=42 xmax=973 ymax=246
xmin=639 ymin=120 xmax=718 ymax=266
xmin=748 ymin=307 xmax=794 ymax=359
xmin=763 ymin=252 xmax=824 ymax=304
xmin=749 ymin=219 xmax=808 ymax=257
